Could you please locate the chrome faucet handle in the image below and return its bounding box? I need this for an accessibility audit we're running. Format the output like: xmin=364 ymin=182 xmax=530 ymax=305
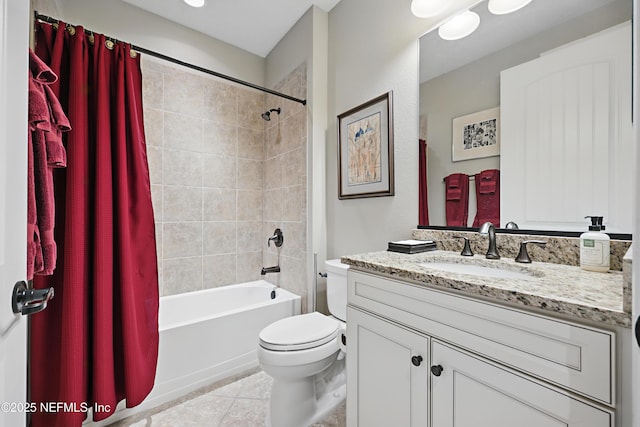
xmin=515 ymin=240 xmax=547 ymax=263
xmin=505 ymin=221 xmax=519 ymax=230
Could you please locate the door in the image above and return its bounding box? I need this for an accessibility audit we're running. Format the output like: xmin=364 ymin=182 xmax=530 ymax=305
xmin=346 ymin=307 xmax=429 ymax=427
xmin=430 ymin=340 xmax=612 ymax=427
xmin=501 ymin=22 xmax=632 ymax=232
xmin=0 ymin=0 xmax=30 ymax=426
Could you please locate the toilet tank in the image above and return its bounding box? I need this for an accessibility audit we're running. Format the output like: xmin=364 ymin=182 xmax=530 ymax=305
xmin=325 ymin=259 xmax=349 ymax=321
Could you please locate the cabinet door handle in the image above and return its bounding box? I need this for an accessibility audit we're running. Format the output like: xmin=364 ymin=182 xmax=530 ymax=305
xmin=411 ymin=355 xmax=423 ymax=366
xmin=430 ymin=364 xmax=444 ymax=376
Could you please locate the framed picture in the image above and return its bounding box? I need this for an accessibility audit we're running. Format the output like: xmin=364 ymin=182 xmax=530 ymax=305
xmin=452 ymin=107 xmax=500 ymax=162
xmin=337 ymin=91 xmax=394 ymax=199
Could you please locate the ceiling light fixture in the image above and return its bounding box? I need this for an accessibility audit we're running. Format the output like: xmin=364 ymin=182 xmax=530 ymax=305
xmin=410 ymin=0 xmax=447 ymax=18
xmin=183 ymin=0 xmax=205 ymax=8
xmin=487 ymin=0 xmax=532 ymax=15
xmin=438 ymin=10 xmax=480 ymax=40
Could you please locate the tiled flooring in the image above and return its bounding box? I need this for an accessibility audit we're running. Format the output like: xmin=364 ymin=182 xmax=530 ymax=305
xmin=107 ymin=369 xmax=346 ymax=427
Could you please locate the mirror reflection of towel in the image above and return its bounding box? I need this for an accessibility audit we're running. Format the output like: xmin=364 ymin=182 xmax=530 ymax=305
xmin=473 ymin=169 xmax=500 ymax=227
xmin=478 ymin=169 xmax=498 ymax=194
xmin=444 ymin=173 xmax=469 ymax=226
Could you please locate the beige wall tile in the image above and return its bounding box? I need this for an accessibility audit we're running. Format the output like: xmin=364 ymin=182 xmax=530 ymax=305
xmin=262 ymin=189 xmax=282 ymax=222
xmin=238 ymin=127 xmax=263 ymax=160
xmin=142 ymin=69 xmax=164 ymax=110
xmin=204 ymin=121 xmax=238 ymax=157
xmin=203 ymin=222 xmax=237 ymax=255
xmin=163 ymin=222 xmax=203 ymax=259
xmin=146 ymin=145 xmax=163 ymax=185
xmin=203 ymin=254 xmax=237 ymax=288
xmin=281 ymin=148 xmax=304 ymax=187
xmin=164 ymin=186 xmax=202 ymax=222
xmin=264 ymin=157 xmax=282 ymax=191
xmin=204 ymin=80 xmax=238 ymax=125
xmin=164 ymin=112 xmax=203 ymax=152
xmin=237 ymin=221 xmax=263 ymax=253
xmin=203 ymin=188 xmax=237 ymax=221
xmin=202 ymin=154 xmax=237 ymax=189
xmin=164 ymin=69 xmax=205 ymax=118
xmin=142 ymin=60 xmax=307 ymax=299
xmin=143 ymin=107 xmax=163 ymax=147
xmin=237 ymin=159 xmax=263 ymax=190
xmin=163 ymin=257 xmax=203 ymax=295
xmin=238 ymin=88 xmax=265 ymax=131
xmin=237 ymin=190 xmax=262 ymax=221
xmin=236 ymin=252 xmax=263 ymax=283
xmin=150 ymin=184 xmax=163 ymax=222
xmin=164 ymin=149 xmax=203 ymax=186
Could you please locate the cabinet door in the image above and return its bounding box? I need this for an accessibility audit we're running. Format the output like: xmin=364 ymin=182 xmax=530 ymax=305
xmin=431 ymin=340 xmax=612 ymax=427
xmin=347 ymin=307 xmax=429 ymax=427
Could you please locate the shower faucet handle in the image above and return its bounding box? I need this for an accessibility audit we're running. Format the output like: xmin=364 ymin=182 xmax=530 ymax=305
xmin=268 ymin=228 xmax=284 ymax=248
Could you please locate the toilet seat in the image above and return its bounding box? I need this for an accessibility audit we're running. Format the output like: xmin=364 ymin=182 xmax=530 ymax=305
xmin=259 ymin=312 xmax=340 ymax=351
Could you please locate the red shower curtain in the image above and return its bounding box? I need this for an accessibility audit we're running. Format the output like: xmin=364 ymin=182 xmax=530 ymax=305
xmin=419 ymin=139 xmax=429 ymax=225
xmin=30 ymin=21 xmax=159 ymax=426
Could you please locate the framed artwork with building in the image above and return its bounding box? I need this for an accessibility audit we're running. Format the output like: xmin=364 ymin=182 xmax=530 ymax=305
xmin=337 ymin=91 xmax=394 ymax=199
xmin=452 ymin=107 xmax=500 ymax=162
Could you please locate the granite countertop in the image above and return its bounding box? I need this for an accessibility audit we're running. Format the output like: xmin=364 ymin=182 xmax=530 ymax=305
xmin=341 ymin=250 xmax=631 ymax=328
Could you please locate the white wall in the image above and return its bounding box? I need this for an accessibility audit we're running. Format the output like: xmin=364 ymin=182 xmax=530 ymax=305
xmin=325 ymin=0 xmax=478 ymax=258
xmin=31 ymin=0 xmax=264 ymax=85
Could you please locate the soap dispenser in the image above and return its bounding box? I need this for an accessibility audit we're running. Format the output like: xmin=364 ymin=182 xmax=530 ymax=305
xmin=579 ymin=216 xmax=610 ymax=272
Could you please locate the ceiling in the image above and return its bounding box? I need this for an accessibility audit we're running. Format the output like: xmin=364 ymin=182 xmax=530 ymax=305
xmin=120 ymin=0 xmax=342 ymax=58
xmin=419 ymin=0 xmax=620 ymax=83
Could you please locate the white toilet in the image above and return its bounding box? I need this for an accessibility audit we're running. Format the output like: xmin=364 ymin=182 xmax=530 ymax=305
xmin=258 ymin=259 xmax=349 ymax=427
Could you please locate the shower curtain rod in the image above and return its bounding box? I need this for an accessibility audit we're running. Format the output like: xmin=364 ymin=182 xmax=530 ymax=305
xmin=34 ymin=12 xmax=308 ymax=106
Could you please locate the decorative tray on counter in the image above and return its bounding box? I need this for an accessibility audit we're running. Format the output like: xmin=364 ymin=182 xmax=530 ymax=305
xmin=388 ymin=240 xmax=437 ymax=254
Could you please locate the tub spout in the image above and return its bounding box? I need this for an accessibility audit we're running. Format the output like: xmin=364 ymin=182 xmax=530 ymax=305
xmin=261 ymin=265 xmax=281 ymax=275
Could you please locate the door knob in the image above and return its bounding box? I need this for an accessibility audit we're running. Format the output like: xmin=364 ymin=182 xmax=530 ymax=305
xmin=411 ymin=355 xmax=423 ymax=366
xmin=12 ymin=281 xmax=54 ymax=316
xmin=430 ymin=364 xmax=444 ymax=376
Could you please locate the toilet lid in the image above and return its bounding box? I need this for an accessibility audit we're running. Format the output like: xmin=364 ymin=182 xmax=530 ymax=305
xmin=259 ymin=312 xmax=340 ymax=351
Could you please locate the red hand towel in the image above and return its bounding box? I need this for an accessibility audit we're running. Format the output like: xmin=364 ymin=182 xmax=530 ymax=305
xmin=473 ymin=169 xmax=500 ymax=227
xmin=444 ymin=173 xmax=469 ymax=226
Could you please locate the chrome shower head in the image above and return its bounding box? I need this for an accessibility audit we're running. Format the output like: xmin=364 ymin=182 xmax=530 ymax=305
xmin=261 ymin=108 xmax=281 ymax=121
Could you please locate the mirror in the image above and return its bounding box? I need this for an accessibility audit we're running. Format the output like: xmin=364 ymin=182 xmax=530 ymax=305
xmin=419 ymin=0 xmax=632 ymax=233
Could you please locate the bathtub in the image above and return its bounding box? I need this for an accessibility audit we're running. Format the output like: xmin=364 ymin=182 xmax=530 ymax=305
xmin=86 ymin=280 xmax=300 ymax=426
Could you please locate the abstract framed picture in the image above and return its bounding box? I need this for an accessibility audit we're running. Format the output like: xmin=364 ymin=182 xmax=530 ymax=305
xmin=337 ymin=91 xmax=394 ymax=199
xmin=452 ymin=107 xmax=500 ymax=162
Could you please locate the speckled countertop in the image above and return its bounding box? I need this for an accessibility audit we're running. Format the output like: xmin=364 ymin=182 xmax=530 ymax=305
xmin=341 ymin=250 xmax=631 ymax=328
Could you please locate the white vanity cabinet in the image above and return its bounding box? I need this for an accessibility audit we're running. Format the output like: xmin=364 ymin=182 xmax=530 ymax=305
xmin=347 ymin=307 xmax=429 ymax=427
xmin=346 ymin=270 xmax=616 ymax=427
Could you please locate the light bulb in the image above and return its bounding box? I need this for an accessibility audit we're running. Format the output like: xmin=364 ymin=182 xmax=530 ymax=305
xmin=183 ymin=0 xmax=206 ymax=8
xmin=488 ymin=0 xmax=532 ymax=15
xmin=411 ymin=0 xmax=447 ymax=18
xmin=438 ymin=10 xmax=480 ymax=40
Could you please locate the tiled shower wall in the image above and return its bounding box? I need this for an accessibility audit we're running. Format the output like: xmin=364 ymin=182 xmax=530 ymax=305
xmin=263 ymin=64 xmax=309 ymax=309
xmin=142 ymin=57 xmax=308 ymax=301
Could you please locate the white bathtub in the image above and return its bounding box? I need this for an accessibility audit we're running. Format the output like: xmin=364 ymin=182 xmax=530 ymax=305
xmin=86 ymin=280 xmax=300 ymax=426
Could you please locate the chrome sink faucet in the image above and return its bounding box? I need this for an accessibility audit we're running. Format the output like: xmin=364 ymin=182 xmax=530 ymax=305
xmin=478 ymin=222 xmax=500 ymax=259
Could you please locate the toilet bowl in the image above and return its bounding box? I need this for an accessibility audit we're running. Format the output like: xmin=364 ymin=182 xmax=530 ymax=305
xmin=258 ymin=259 xmax=348 ymax=427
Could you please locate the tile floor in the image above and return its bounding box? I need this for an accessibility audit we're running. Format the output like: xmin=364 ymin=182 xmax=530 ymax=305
xmin=107 ymin=369 xmax=346 ymax=427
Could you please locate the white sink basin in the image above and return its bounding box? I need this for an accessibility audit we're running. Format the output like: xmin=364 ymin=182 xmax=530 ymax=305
xmin=418 ymin=262 xmax=536 ymax=280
